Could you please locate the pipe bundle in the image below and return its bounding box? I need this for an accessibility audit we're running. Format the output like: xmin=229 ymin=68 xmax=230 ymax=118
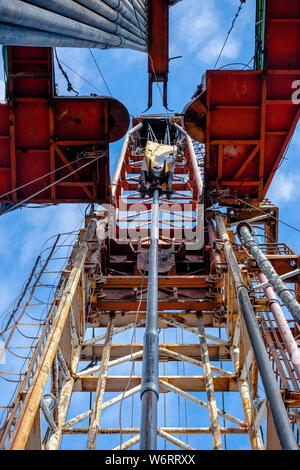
xmin=0 ymin=0 xmax=147 ymax=51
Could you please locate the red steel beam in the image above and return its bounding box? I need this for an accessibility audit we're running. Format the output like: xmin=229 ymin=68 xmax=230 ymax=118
xmin=0 ymin=46 xmax=129 ymax=207
xmin=147 ymin=0 xmax=170 ymax=110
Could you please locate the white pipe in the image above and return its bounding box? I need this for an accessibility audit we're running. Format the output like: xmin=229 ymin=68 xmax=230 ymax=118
xmin=111 ymin=122 xmax=143 ymax=201
xmin=174 ymin=124 xmax=203 ymax=201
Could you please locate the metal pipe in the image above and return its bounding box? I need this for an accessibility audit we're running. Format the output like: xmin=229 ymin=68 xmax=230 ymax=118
xmin=111 ymin=122 xmax=143 ymax=201
xmin=136 ymin=0 xmax=146 ymax=9
xmin=115 ymin=0 xmax=147 ymax=23
xmin=0 ymin=0 xmax=147 ymax=52
xmin=140 ymin=188 xmax=160 ymax=450
xmin=76 ymin=0 xmax=147 ymax=36
xmin=237 ymin=222 xmax=300 ymax=325
xmin=77 ymin=0 xmax=147 ymax=35
xmin=215 ymin=213 xmax=298 ymax=451
xmin=174 ymin=124 xmax=203 ymax=201
xmin=0 ymin=23 xmax=110 ymax=49
xmin=26 ymin=0 xmax=146 ymax=44
xmin=258 ymin=272 xmax=300 ymax=381
xmin=103 ymin=0 xmax=147 ymax=29
xmin=122 ymin=0 xmax=147 ymax=22
xmin=253 ymin=269 xmax=300 ymax=290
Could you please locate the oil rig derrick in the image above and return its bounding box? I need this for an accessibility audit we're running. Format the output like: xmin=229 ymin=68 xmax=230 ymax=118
xmin=0 ymin=0 xmax=300 ymax=451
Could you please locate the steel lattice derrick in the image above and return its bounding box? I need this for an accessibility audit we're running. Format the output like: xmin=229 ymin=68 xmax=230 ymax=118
xmin=1 ymin=116 xmax=300 ymax=451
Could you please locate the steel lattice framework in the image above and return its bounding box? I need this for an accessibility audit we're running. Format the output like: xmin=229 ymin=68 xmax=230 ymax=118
xmin=1 ymin=115 xmax=300 ymax=450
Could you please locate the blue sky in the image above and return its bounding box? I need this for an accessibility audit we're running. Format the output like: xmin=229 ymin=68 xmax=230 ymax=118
xmin=0 ymin=0 xmax=299 ymax=450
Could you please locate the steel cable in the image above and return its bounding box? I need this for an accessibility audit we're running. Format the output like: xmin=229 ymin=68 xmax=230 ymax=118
xmin=213 ymin=0 xmax=246 ymax=70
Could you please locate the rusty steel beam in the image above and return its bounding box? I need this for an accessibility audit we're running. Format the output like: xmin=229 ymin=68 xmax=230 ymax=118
xmin=7 ymin=217 xmax=98 ymax=450
xmin=80 ymin=343 xmax=231 ymax=363
xmin=197 ymin=314 xmax=222 ymax=450
xmin=74 ymin=375 xmax=239 ymax=393
xmin=86 ymin=316 xmax=114 ymax=450
xmin=62 ymin=427 xmax=248 ymax=435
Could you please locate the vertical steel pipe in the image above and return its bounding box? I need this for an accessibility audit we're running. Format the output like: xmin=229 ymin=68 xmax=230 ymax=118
xmin=258 ymin=272 xmax=300 ymax=381
xmin=237 ymin=222 xmax=300 ymax=324
xmin=215 ymin=214 xmax=298 ymax=450
xmin=140 ymin=189 xmax=160 ymax=450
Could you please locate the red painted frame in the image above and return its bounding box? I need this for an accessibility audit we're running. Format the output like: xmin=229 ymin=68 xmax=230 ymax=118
xmin=147 ymin=0 xmax=170 ymax=109
xmin=0 ymin=46 xmax=129 ymax=206
xmin=183 ymin=0 xmax=300 ymax=202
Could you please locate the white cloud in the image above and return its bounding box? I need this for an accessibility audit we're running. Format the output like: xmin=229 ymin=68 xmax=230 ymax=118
xmin=267 ymin=172 xmax=300 ymax=204
xmin=171 ymin=1 xmax=219 ymax=54
xmin=109 ymin=48 xmax=145 ymax=68
xmin=196 ymin=36 xmax=240 ymax=64
xmin=170 ymin=0 xmax=247 ymax=69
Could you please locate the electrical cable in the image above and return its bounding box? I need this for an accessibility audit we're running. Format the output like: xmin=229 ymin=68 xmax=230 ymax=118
xmin=0 ymin=153 xmax=105 ymax=216
xmin=89 ymin=49 xmax=112 ymax=97
xmin=0 ymin=152 xmax=98 ymax=204
xmin=218 ymin=62 xmax=252 ymax=70
xmin=213 ymin=0 xmax=246 ymax=70
xmin=54 ymin=55 xmax=105 ymax=95
xmin=54 ymin=48 xmax=79 ymax=96
xmin=228 ymin=195 xmax=300 ymax=234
